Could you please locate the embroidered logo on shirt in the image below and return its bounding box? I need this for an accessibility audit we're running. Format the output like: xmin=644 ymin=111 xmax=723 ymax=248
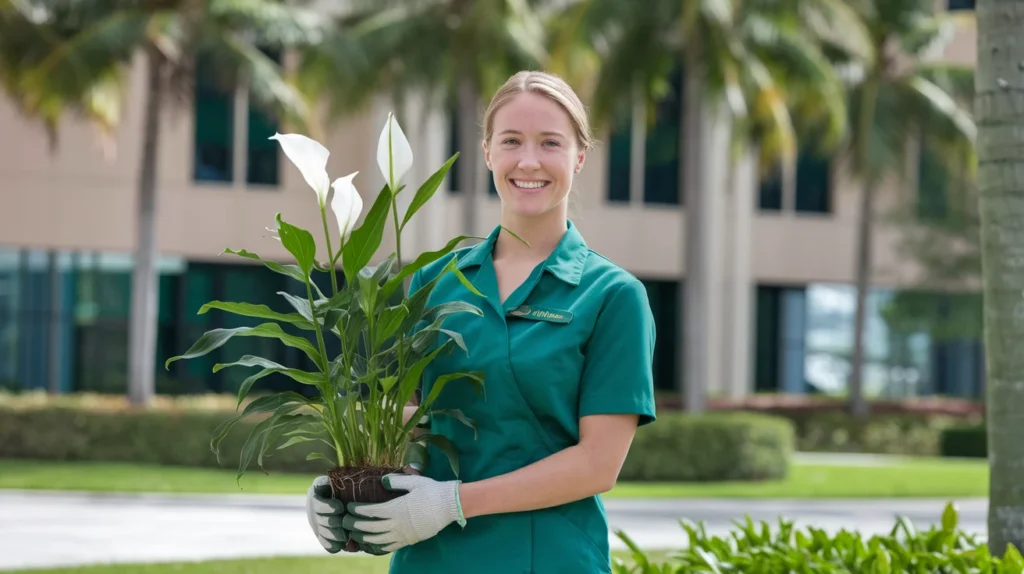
xmin=508 ymin=305 xmax=573 ymax=324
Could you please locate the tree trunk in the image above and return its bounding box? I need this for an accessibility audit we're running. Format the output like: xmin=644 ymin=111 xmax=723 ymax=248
xmin=848 ymin=177 xmax=875 ymax=418
xmin=457 ymin=77 xmax=480 ymax=238
xmin=681 ymin=68 xmax=707 ymax=414
xmin=977 ymin=0 xmax=1024 ymax=556
xmin=847 ymin=77 xmax=880 ymax=419
xmin=127 ymin=47 xmax=165 ymax=407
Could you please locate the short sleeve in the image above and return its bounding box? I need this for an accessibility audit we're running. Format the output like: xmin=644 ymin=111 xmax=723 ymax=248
xmin=578 ymin=279 xmax=657 ymax=426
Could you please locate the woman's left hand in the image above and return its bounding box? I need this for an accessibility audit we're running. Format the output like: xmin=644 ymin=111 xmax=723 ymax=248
xmin=343 ymin=473 xmax=466 ymax=552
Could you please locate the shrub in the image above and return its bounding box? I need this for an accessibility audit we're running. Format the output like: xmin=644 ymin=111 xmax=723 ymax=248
xmin=790 ymin=411 xmax=969 ymax=455
xmin=0 ymin=403 xmax=794 ymax=483
xmin=0 ymin=406 xmax=325 ymax=473
xmin=619 ymin=412 xmax=794 ymax=482
xmin=654 ymin=392 xmax=984 ymax=456
xmin=940 ymin=424 xmax=988 ymax=458
xmin=613 ymin=502 xmax=1024 ymax=573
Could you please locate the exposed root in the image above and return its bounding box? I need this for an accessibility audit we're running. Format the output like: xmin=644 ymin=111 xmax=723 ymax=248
xmin=326 ymin=465 xmax=405 ymax=505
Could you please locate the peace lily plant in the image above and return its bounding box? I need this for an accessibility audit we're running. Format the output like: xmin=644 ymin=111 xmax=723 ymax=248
xmin=165 ymin=113 xmax=487 ymax=504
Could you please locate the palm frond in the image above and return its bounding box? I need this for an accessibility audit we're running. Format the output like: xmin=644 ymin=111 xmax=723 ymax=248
xmin=212 ymin=32 xmax=317 ymax=135
xmin=905 ymin=75 xmax=976 ymax=144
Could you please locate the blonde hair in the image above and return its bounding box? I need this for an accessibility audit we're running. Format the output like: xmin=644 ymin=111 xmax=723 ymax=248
xmin=482 ymin=71 xmax=595 ymax=152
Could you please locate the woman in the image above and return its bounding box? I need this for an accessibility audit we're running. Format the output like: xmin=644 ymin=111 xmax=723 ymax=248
xmin=306 ymin=70 xmax=657 ymax=574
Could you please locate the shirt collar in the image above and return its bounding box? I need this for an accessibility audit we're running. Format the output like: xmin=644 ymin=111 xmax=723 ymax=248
xmin=456 ymin=220 xmax=589 ymax=286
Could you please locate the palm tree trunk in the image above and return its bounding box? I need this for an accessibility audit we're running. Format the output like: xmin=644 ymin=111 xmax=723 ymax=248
xmin=977 ymin=0 xmax=1024 ymax=556
xmin=848 ymin=177 xmax=875 ymax=418
xmin=127 ymin=46 xmax=165 ymax=407
xmin=457 ymin=76 xmax=479 ymax=238
xmin=847 ymin=77 xmax=879 ymax=419
xmin=681 ymin=66 xmax=707 ymax=414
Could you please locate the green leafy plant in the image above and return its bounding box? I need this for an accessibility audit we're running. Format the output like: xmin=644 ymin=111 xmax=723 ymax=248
xmin=165 ymin=113 xmax=487 ymax=504
xmin=612 ymin=502 xmax=1023 ymax=573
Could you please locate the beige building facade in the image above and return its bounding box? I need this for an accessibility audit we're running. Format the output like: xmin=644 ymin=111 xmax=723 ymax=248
xmin=0 ymin=2 xmax=981 ymax=400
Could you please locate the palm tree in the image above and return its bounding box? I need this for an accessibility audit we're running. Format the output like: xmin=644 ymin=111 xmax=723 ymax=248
xmin=552 ymin=0 xmax=871 ymax=412
xmin=298 ymin=0 xmax=551 ymax=238
xmin=975 ymin=0 xmax=1024 ymax=556
xmin=838 ymin=0 xmax=976 ymax=417
xmin=2 ymin=0 xmax=332 ymax=405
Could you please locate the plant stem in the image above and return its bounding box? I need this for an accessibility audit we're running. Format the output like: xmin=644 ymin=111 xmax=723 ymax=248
xmin=319 ymin=206 xmax=339 ymax=295
xmin=391 ymin=196 xmax=403 ymax=269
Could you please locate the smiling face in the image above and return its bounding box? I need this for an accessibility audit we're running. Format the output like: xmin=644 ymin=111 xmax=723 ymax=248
xmin=483 ymin=91 xmax=586 ymax=222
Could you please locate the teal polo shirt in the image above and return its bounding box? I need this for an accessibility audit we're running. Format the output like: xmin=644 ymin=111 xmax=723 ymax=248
xmin=388 ymin=220 xmax=657 ymax=574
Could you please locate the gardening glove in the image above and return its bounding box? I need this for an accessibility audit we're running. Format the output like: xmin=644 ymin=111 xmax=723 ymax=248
xmin=305 ymin=476 xmax=389 ymax=556
xmin=344 ymin=473 xmax=466 ymax=553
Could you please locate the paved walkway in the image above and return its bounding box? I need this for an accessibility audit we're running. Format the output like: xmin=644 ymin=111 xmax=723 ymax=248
xmin=0 ymin=490 xmax=988 ymax=571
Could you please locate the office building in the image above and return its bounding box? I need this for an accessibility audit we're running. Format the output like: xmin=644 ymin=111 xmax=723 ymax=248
xmin=0 ymin=2 xmax=981 ymax=400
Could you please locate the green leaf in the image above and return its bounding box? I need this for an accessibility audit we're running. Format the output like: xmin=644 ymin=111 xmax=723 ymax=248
xmin=258 ymin=413 xmax=321 ymax=469
xmin=415 ymin=433 xmax=460 ymax=477
xmin=425 ymin=301 xmax=483 ymax=324
xmin=381 ymin=235 xmax=483 ymax=300
xmin=222 ymin=248 xmax=318 ymax=292
xmin=277 ymin=291 xmax=315 ymax=322
xmin=400 ymin=152 xmax=458 ymax=231
xmin=213 ymin=355 xmax=320 ymax=379
xmin=1003 ymin=543 xmax=1024 ymax=566
xmin=499 ymin=225 xmax=531 ymax=247
xmin=450 ymin=267 xmax=483 ymax=297
xmin=941 ymin=502 xmax=958 ymax=531
xmin=421 ymin=371 xmax=485 ymax=411
xmin=165 ymin=322 xmax=324 ymax=372
xmin=379 ymin=375 xmax=398 ymax=393
xmin=374 ymin=304 xmax=410 ymax=350
xmin=431 ymin=409 xmax=477 ymax=439
xmin=357 ymin=272 xmax=381 ymax=317
xmin=275 ymin=213 xmax=318 ymax=277
xmin=342 ymin=183 xmax=393 ymax=285
xmin=276 ymin=435 xmax=317 ymax=450
xmin=198 ymin=301 xmax=312 ymax=330
xmin=209 ymin=392 xmax=311 ymax=464
xmin=235 ymin=366 xmax=322 ymax=407
xmin=403 ymin=440 xmax=428 ymax=469
xmin=397 ymin=340 xmax=456 ymax=418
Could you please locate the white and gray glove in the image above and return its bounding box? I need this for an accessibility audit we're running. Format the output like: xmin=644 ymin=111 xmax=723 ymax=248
xmin=343 ymin=473 xmax=466 ymax=553
xmin=306 ymin=476 xmax=388 ymax=555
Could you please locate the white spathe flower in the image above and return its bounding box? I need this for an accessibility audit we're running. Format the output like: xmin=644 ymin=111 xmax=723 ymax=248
xmin=331 ymin=172 xmax=363 ymax=242
xmin=269 ymin=133 xmax=331 ymax=206
xmin=376 ymin=112 xmax=413 ymax=190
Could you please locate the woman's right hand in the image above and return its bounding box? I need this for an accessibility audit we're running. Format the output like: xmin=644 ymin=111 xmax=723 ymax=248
xmin=305 ymin=475 xmax=354 ymax=553
xmin=306 ymin=476 xmax=390 ymax=555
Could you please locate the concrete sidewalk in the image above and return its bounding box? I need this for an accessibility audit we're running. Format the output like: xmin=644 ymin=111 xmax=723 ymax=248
xmin=0 ymin=490 xmax=988 ymax=571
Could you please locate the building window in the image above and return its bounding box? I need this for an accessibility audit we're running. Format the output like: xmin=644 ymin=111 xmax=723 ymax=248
xmin=606 ymin=111 xmax=631 ymax=203
xmin=795 ymin=152 xmax=831 ymax=213
xmin=246 ymin=49 xmax=282 ymax=187
xmin=640 ymin=279 xmax=680 ymax=391
xmin=758 ymin=176 xmax=783 ymax=211
xmin=447 ymin=110 xmax=497 ymax=196
xmin=644 ymin=64 xmax=683 ymax=205
xmin=758 ymin=149 xmax=832 ymax=213
xmin=193 ymin=51 xmax=234 ymax=183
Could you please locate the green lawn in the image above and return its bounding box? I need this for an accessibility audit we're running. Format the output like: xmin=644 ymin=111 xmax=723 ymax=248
xmin=3 ymin=556 xmax=395 ymax=574
xmin=0 ymin=457 xmax=989 ymax=499
xmin=4 ymin=552 xmax=673 ymax=574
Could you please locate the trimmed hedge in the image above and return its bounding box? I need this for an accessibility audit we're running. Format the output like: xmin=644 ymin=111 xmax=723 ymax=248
xmin=619 ymin=412 xmax=794 ymax=482
xmin=940 ymin=424 xmax=988 ymax=458
xmin=0 ymin=407 xmax=327 ymax=474
xmin=0 ymin=398 xmax=795 ymax=483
